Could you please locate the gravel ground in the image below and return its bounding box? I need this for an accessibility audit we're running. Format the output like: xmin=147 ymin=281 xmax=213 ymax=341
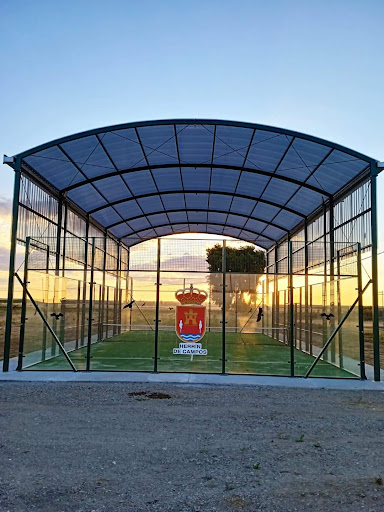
xmin=0 ymin=382 xmax=384 ymax=512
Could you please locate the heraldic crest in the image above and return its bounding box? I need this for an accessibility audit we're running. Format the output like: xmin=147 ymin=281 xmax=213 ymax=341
xmin=175 ymin=284 xmax=207 ymax=342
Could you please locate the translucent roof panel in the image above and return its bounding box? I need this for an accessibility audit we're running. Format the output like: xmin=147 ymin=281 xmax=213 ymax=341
xmin=16 ymin=119 xmax=375 ymax=246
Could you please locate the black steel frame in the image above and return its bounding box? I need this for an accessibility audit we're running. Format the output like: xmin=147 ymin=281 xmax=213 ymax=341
xmin=3 ymin=119 xmax=383 ymax=380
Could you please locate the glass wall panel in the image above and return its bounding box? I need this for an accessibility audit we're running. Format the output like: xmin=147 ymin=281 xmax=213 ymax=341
xmin=294 ymin=275 xmax=360 ymax=378
xmin=157 ymin=272 xmax=222 ymax=373
xmin=89 ymin=271 xmax=156 ymax=371
xmin=23 ymin=272 xmax=84 ymax=370
xmin=226 ymin=273 xmax=291 ymax=376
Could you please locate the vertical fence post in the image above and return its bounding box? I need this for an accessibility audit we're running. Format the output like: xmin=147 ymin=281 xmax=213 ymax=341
xmin=51 ymin=198 xmax=63 ymax=358
xmin=86 ymin=237 xmax=96 ymax=371
xmin=3 ymin=158 xmax=21 ymax=371
xmin=208 ymin=281 xmax=212 ymax=332
xmin=235 ymin=288 xmax=238 ymax=333
xmin=55 ymin=197 xmax=63 ymax=274
xmin=261 ymin=279 xmax=265 ymax=335
xmin=154 ymin=238 xmax=161 ymax=373
xmin=298 ymin=288 xmax=302 ymax=349
xmin=273 ymin=246 xmax=278 ymax=337
xmin=221 ymin=240 xmax=227 ymax=374
xmin=98 ymin=285 xmax=102 ymax=342
xmin=61 ymin=202 xmax=68 ymax=278
xmin=17 ymin=237 xmax=30 ymax=370
xmin=304 ymin=223 xmax=309 ymax=352
xmin=100 ymin=235 xmax=107 ymax=341
xmin=289 ymin=241 xmax=295 ymax=377
xmin=81 ymin=221 xmax=89 ymax=347
xmin=309 ymin=284 xmax=313 ymax=356
xmin=283 ymin=289 xmax=286 ymax=343
xmin=75 ymin=280 xmax=80 ymax=350
xmin=129 ymin=277 xmax=133 ymax=331
xmin=114 ymin=242 xmax=121 ymax=336
xmin=118 ymin=243 xmax=122 ymax=335
xmin=357 ymin=243 xmax=366 ymax=379
xmin=370 ymin=168 xmax=380 ymax=381
xmin=329 ymin=197 xmax=336 ymax=363
xmin=59 ymin=279 xmax=66 ymax=348
xmin=105 ymin=287 xmax=110 ymax=339
xmin=336 ymin=250 xmax=343 ymax=368
xmin=322 ymin=203 xmax=328 ymax=360
xmin=42 ymin=244 xmax=50 ymax=361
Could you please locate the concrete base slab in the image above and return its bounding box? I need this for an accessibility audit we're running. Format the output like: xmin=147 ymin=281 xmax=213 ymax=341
xmin=0 ymin=369 xmax=383 ymax=391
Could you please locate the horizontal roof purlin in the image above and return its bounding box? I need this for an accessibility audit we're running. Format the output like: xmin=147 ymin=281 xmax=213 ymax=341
xmin=10 ymin=119 xmax=376 ymax=248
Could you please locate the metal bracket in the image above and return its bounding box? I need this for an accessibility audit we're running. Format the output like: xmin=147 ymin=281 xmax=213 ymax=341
xmin=3 ymin=155 xmax=16 ymax=164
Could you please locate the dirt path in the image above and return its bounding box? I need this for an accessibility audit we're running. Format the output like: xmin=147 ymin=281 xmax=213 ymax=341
xmin=0 ymin=382 xmax=383 ymax=511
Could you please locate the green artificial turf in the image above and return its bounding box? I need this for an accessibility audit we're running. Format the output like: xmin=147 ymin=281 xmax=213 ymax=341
xmin=27 ymin=331 xmax=356 ymax=378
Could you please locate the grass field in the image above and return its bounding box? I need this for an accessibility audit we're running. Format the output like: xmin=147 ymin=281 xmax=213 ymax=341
xmin=27 ymin=330 xmax=356 ymax=378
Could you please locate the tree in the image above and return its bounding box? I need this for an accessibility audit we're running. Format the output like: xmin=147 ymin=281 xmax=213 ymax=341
xmin=206 ymin=244 xmax=266 ymax=311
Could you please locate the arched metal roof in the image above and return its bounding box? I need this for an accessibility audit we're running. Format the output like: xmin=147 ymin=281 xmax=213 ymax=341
xmin=11 ymin=119 xmax=377 ymax=249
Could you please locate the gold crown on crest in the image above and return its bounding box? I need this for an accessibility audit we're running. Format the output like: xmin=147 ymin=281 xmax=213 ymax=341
xmin=175 ymin=284 xmax=207 ymax=305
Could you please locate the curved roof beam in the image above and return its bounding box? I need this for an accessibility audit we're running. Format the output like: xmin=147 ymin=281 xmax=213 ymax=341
xmin=118 ymin=221 xmax=276 ymax=242
xmin=13 ymin=119 xmax=376 ymax=164
xmin=123 ymin=232 xmax=272 ymax=250
xmin=104 ymin=207 xmax=290 ymax=232
xmin=61 ymin=163 xmax=332 ymax=197
xmin=88 ymin=190 xmax=307 ymax=218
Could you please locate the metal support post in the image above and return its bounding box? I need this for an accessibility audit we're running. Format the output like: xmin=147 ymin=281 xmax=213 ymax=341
xmin=299 ymin=287 xmax=302 ymax=350
xmin=357 ymin=243 xmax=366 ymax=379
xmin=370 ymin=169 xmax=381 ymax=380
xmin=42 ymin=244 xmax=50 ymax=361
xmin=235 ymin=288 xmax=238 ymax=333
xmin=129 ymin=277 xmax=133 ymax=331
xmin=17 ymin=237 xmax=30 ymax=370
xmin=100 ymin=235 xmax=107 ymax=340
xmin=273 ymin=246 xmax=278 ymax=336
xmin=86 ymin=237 xmax=96 ymax=371
xmin=55 ymin=197 xmax=63 ymax=274
xmin=61 ymin=202 xmax=68 ymax=277
xmin=154 ymin=238 xmax=161 ymax=372
xmin=289 ymin=241 xmax=295 ymax=377
xmin=105 ymin=287 xmax=110 ymax=338
xmin=53 ymin=201 xmax=63 ymax=355
xmin=261 ymin=279 xmax=265 ymax=335
xmin=309 ymin=285 xmax=313 ymax=355
xmin=75 ymin=280 xmax=81 ymax=350
xmin=304 ymin=222 xmax=309 ymax=352
xmin=208 ymin=281 xmax=212 ymax=332
xmin=336 ymin=250 xmax=343 ymax=368
xmin=221 ymin=241 xmax=227 ymax=374
xmin=80 ymin=221 xmax=89 ymax=346
xmin=116 ymin=242 xmax=121 ymax=335
xmin=283 ymin=289 xmax=286 ymax=343
xmin=3 ymin=158 xmax=21 ymax=371
xmin=329 ymin=197 xmax=336 ymax=362
xmin=322 ymin=203 xmax=328 ymax=359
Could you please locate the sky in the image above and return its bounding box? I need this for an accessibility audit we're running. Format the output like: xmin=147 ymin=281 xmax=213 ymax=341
xmin=0 ymin=0 xmax=383 ymax=292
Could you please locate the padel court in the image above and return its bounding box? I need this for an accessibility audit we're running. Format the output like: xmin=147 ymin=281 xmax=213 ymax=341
xmin=3 ymin=119 xmax=382 ymax=380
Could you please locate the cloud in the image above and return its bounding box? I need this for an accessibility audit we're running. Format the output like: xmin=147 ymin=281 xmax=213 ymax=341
xmin=0 ymin=197 xmax=12 ymax=217
xmin=0 ymin=246 xmax=10 ymax=270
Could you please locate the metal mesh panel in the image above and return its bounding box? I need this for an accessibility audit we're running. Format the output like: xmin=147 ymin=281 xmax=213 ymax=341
xmin=160 ymin=239 xmax=211 ymax=272
xmin=129 ymin=239 xmax=158 ymax=271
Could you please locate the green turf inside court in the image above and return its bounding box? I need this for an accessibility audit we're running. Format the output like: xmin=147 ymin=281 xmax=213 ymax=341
xmin=27 ymin=331 xmax=356 ymax=378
